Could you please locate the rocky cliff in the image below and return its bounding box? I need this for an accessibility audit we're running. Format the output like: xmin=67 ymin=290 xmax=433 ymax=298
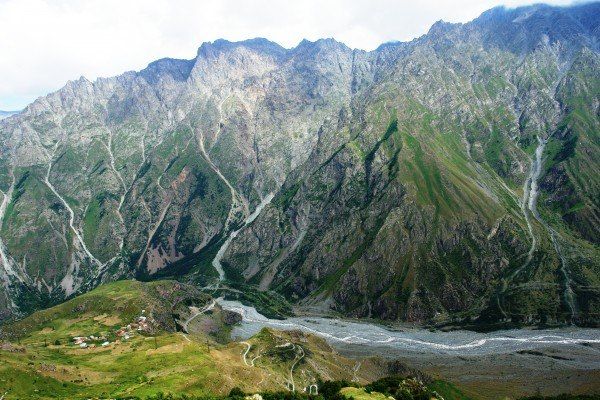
xmin=1 ymin=3 xmax=599 ymax=326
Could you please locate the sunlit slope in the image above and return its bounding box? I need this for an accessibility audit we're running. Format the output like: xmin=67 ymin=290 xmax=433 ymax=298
xmin=0 ymin=280 xmax=395 ymax=399
xmin=0 ymin=3 xmax=598 ymax=327
xmin=223 ymin=6 xmax=600 ymax=325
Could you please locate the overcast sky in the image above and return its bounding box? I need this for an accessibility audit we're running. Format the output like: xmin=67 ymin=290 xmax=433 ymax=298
xmin=0 ymin=0 xmax=578 ymax=110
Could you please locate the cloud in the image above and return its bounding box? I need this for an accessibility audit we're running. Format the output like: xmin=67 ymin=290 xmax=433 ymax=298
xmin=0 ymin=0 xmax=576 ymax=110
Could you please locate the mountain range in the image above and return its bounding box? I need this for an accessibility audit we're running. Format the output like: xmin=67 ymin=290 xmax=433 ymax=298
xmin=0 ymin=2 xmax=599 ymax=327
xmin=0 ymin=111 xmax=19 ymax=120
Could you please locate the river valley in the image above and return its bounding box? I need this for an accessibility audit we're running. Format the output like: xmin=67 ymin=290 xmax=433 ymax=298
xmin=218 ymin=299 xmax=600 ymax=398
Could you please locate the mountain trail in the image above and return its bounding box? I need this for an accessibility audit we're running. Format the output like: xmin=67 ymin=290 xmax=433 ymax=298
xmin=182 ymin=299 xmax=216 ymax=333
xmin=241 ymin=341 xmax=252 ymax=366
xmin=287 ymin=344 xmax=304 ymax=392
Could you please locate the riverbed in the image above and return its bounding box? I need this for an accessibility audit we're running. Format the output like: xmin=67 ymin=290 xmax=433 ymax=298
xmin=218 ymin=299 xmax=600 ymax=398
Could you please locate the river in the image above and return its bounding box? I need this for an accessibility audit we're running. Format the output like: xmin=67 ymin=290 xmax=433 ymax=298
xmin=218 ymin=299 xmax=600 ymax=357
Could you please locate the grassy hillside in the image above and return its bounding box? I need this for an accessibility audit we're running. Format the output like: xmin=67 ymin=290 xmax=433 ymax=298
xmin=0 ymin=280 xmax=402 ymax=399
xmin=0 ymin=280 xmax=211 ymax=341
xmin=1 ymin=280 xmax=590 ymax=400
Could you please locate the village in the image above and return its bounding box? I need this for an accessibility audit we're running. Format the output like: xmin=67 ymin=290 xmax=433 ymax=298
xmin=71 ymin=310 xmax=152 ymax=349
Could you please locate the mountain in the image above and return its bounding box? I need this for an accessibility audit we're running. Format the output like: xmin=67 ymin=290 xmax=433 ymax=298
xmin=0 ymin=111 xmax=19 ymax=120
xmin=0 ymin=3 xmax=599 ymax=327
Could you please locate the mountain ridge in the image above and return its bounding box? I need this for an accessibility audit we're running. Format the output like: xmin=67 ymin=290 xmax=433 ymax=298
xmin=0 ymin=111 xmax=19 ymax=121
xmin=0 ymin=2 xmax=599 ymax=327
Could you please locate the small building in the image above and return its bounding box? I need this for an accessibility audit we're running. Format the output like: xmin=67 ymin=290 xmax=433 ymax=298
xmin=73 ymin=337 xmax=87 ymax=345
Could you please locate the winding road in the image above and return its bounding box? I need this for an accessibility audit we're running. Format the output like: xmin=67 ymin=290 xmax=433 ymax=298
xmin=182 ymin=299 xmax=216 ymax=333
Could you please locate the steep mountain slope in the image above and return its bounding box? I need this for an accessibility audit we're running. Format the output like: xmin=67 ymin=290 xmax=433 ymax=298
xmin=222 ymin=3 xmax=600 ymax=325
xmin=0 ymin=3 xmax=599 ymax=326
xmin=0 ymin=38 xmax=357 ymax=319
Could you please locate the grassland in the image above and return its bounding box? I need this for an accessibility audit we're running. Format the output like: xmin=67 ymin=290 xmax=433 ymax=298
xmin=0 ymin=280 xmax=443 ymax=400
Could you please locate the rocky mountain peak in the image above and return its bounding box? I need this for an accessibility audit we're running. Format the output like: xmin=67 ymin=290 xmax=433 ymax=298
xmin=292 ymin=37 xmax=351 ymax=55
xmin=139 ymin=58 xmax=195 ymax=85
xmin=0 ymin=2 xmax=598 ymax=328
xmin=196 ymin=37 xmax=286 ymax=59
xmin=426 ymin=20 xmax=457 ymax=36
xmin=471 ymin=2 xmax=600 ymax=53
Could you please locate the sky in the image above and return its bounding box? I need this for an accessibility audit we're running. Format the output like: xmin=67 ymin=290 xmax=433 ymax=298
xmin=0 ymin=0 xmax=578 ymax=110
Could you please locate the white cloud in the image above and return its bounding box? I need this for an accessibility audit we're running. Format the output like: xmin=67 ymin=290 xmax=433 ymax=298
xmin=0 ymin=0 xmax=577 ymax=109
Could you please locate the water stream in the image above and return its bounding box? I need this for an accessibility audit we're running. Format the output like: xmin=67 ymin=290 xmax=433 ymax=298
xmin=212 ymin=193 xmax=274 ymax=281
xmin=514 ymin=138 xmax=547 ymax=279
xmin=527 ymin=138 xmax=577 ymax=319
xmin=103 ymin=129 xmax=127 ymax=250
xmin=0 ymin=173 xmax=15 ymax=274
xmin=524 ymin=137 xmax=577 ymax=319
xmin=0 ymin=172 xmax=27 ymax=306
xmin=44 ymin=150 xmax=102 ymax=269
xmin=502 ymin=136 xmax=577 ymax=321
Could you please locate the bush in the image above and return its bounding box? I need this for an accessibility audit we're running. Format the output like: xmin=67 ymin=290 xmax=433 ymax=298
xmin=318 ymin=379 xmax=357 ymax=400
xmin=229 ymin=387 xmax=245 ymax=398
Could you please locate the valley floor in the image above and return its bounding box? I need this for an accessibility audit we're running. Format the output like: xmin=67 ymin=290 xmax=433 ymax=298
xmin=1 ymin=280 xmax=599 ymax=399
xmin=336 ymin=343 xmax=600 ymax=399
xmin=220 ymin=299 xmax=600 ymax=399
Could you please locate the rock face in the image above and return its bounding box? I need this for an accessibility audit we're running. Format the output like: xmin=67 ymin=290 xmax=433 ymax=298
xmin=1 ymin=3 xmax=599 ymax=325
